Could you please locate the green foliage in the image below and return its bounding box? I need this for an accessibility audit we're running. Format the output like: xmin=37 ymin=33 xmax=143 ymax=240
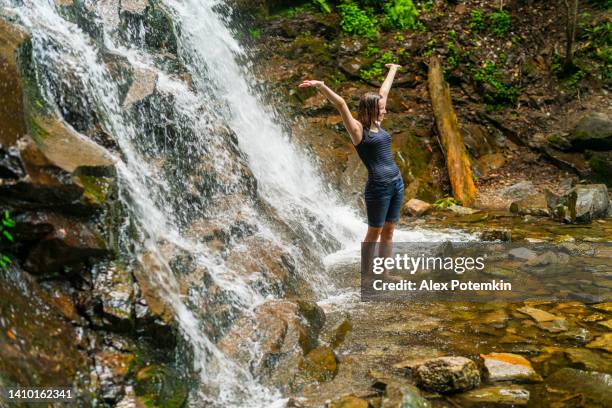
xmin=312 ymin=0 xmax=331 ymax=14
xmin=489 ymin=10 xmax=511 ymax=36
xmin=422 ymin=37 xmax=437 ymax=58
xmin=419 ymin=0 xmax=434 ymax=12
xmin=249 ymin=28 xmax=261 ymax=39
xmin=473 ymin=61 xmax=520 ymax=105
xmin=0 ymin=210 xmax=15 ymax=270
xmin=360 ymin=51 xmax=398 ymax=81
xmin=362 ymin=45 xmax=380 ymax=57
xmin=383 ymin=0 xmax=421 ymax=30
xmin=338 ymin=2 xmax=378 ymax=39
xmin=469 ymin=9 xmax=486 ymax=32
xmin=433 ymin=197 xmax=461 ymax=208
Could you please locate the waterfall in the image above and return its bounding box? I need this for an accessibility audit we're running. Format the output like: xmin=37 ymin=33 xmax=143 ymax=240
xmin=2 ymin=0 xmax=470 ymax=406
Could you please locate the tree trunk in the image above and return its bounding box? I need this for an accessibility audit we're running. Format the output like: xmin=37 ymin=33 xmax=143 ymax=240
xmin=427 ymin=56 xmax=477 ymax=206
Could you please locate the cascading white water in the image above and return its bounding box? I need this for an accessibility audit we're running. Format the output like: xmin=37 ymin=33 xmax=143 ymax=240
xmin=2 ymin=0 xmax=472 ymax=406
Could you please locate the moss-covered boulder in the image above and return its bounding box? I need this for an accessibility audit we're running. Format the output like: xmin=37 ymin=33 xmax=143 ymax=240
xmin=568 ymin=112 xmax=612 ymax=151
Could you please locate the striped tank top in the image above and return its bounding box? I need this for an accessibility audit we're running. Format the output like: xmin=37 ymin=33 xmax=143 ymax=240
xmin=354 ymin=123 xmax=401 ymax=184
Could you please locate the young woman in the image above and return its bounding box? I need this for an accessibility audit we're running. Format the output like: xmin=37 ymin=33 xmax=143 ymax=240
xmin=299 ymin=64 xmax=404 ymax=244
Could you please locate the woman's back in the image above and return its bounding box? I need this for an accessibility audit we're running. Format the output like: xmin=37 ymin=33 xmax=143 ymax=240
xmin=354 ymin=123 xmax=400 ymax=184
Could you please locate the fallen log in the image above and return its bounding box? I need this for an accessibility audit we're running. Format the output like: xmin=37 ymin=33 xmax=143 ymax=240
xmin=427 ymin=56 xmax=477 ymax=206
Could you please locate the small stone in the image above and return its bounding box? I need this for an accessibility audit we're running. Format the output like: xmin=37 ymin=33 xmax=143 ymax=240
xmin=481 ymin=353 xmax=542 ymax=383
xmin=381 ymin=382 xmax=431 ymax=408
xmin=327 ymin=395 xmax=368 ymax=408
xmin=403 ymin=198 xmax=433 ymax=217
xmin=591 ymin=302 xmax=612 ymax=312
xmin=447 ymin=204 xmax=479 ymax=215
xmin=500 ymin=181 xmax=535 ymax=200
xmin=455 ymin=385 xmax=530 ymax=406
xmin=299 ymin=346 xmax=338 ymax=382
xmin=508 ymin=248 xmax=537 ymax=261
xmin=516 ymin=306 xmax=561 ymax=323
xmin=412 ymin=356 xmax=480 ymax=393
xmin=598 ymin=319 xmax=612 ymax=330
xmin=586 ymin=333 xmax=612 ymax=353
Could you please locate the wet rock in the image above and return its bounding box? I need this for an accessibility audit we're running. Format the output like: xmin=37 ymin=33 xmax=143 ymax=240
xmin=480 ymin=229 xmax=512 ymax=242
xmin=121 ymin=0 xmax=147 ymax=14
xmin=509 ymin=193 xmax=550 ymax=216
xmin=122 ymin=67 xmax=158 ymax=108
xmin=0 ymin=144 xmax=25 ymax=179
xmin=412 ymin=356 xmax=480 ymax=393
xmin=133 ymin=251 xmax=175 ymax=326
xmin=0 ymin=266 xmax=89 ymax=393
xmin=454 ymin=385 xmax=530 ymax=406
xmin=133 ymin=363 xmax=189 ymax=407
xmin=508 ymin=247 xmax=537 ymax=261
xmin=537 ymin=319 xmax=569 ymax=333
xmin=20 ymin=212 xmax=108 ymax=275
xmin=545 ymin=368 xmax=612 ymax=407
xmin=119 ymin=0 xmax=178 ymax=55
xmin=586 ymin=333 xmax=612 ymax=353
xmin=93 ymin=350 xmax=134 ymax=403
xmin=92 ymin=262 xmax=134 ymax=328
xmin=516 ymin=306 xmax=560 ymax=322
xmin=446 ymin=205 xmax=478 ymax=215
xmin=546 ymin=184 xmax=610 ymax=224
xmin=480 ymin=353 xmax=542 ymax=383
xmin=327 ymin=395 xmax=368 ymax=408
xmin=586 ymin=150 xmax=612 ymax=186
xmin=403 ymin=198 xmax=432 ymax=217
xmin=381 ymin=382 xmax=431 ymax=408
xmin=500 ymin=181 xmax=535 ymax=200
xmin=218 ymin=299 xmax=326 ymax=392
xmin=563 ymin=348 xmax=612 ymax=372
xmin=591 ymin=302 xmax=612 ymax=312
xmin=525 ymin=251 xmax=570 ymax=267
xmin=299 ymin=346 xmax=337 ymax=382
xmin=568 ymin=112 xmax=612 ymax=151
xmin=0 ymin=19 xmax=28 ymax=147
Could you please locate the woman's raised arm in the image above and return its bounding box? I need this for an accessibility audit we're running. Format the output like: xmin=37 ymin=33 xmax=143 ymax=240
xmin=378 ymin=64 xmax=401 ymax=111
xmin=299 ymin=80 xmax=363 ymax=146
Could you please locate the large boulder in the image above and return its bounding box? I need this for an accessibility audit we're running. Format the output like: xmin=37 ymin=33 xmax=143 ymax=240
xmin=509 ymin=193 xmax=550 ymax=216
xmin=568 ymin=112 xmax=612 ymax=151
xmin=545 ymin=184 xmax=609 ymax=224
xmin=412 ymin=356 xmax=480 ymax=393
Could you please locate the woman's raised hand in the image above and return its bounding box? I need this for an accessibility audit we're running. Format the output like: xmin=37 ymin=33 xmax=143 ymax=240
xmin=298 ymin=79 xmax=324 ymax=88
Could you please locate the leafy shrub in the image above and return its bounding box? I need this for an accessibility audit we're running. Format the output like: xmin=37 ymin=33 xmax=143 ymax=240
xmin=489 ymin=10 xmax=511 ymax=36
xmin=360 ymin=51 xmax=398 ymax=81
xmin=338 ymin=2 xmax=378 ymax=39
xmin=383 ymin=0 xmax=421 ymax=30
xmin=473 ymin=61 xmax=520 ymax=105
xmin=0 ymin=210 xmax=15 ymax=270
xmin=469 ymin=9 xmax=486 ymax=32
xmin=362 ymin=45 xmax=380 ymax=57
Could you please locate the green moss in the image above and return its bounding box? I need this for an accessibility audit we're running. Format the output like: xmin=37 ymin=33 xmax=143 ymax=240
xmin=79 ymin=175 xmax=112 ymax=206
xmin=489 ymin=10 xmax=511 ymax=37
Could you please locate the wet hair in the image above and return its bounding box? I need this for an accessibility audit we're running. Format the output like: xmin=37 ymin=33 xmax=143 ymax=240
xmin=357 ymin=92 xmax=381 ymax=129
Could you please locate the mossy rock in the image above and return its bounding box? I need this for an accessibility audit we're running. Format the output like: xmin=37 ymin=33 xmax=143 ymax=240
xmin=134 ymin=364 xmax=189 ymax=408
xmin=299 ymin=346 xmax=338 ymax=382
xmin=120 ymin=0 xmax=178 ymax=55
xmin=586 ymin=150 xmax=612 ymax=186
